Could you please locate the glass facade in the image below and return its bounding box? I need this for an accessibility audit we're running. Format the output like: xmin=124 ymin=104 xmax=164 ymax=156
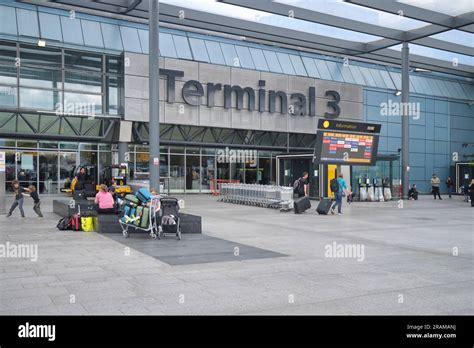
xmin=0 ymin=41 xmax=122 ymax=115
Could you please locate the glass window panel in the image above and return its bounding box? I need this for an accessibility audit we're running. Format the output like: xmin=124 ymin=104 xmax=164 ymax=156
xmin=38 ymin=12 xmax=62 ymax=41
xmin=169 ymin=154 xmax=185 ymax=192
xmin=220 ymin=43 xmax=239 ymax=66
xmin=120 ymin=26 xmax=142 ymax=53
xmin=339 ymin=64 xmax=355 ymax=84
xmin=301 ymin=57 xmax=320 ymax=78
xmin=369 ymin=68 xmax=390 ymax=89
xmin=64 ymin=71 xmax=102 ymax=93
xmin=20 ymin=67 xmax=62 ymax=89
xmin=357 ymin=66 xmax=377 ymax=87
xmin=0 ymin=6 xmax=17 ymax=36
xmin=81 ymin=19 xmax=104 ymax=48
xmin=313 ymin=59 xmax=332 ymax=80
xmin=263 ymin=50 xmax=282 ymax=73
xmin=65 ymin=50 xmax=103 ymax=72
xmin=388 ymin=71 xmax=401 ymax=90
xmin=249 ymin=48 xmax=269 ymax=71
xmin=289 ymin=55 xmax=307 ymax=76
xmin=0 ymin=86 xmax=17 ymax=107
xmin=410 ymin=75 xmax=427 ymax=94
xmin=172 ymin=35 xmax=193 ymax=60
xmin=417 ymin=76 xmax=435 ymax=96
xmin=324 ymin=60 xmax=344 ymax=82
xmin=276 ymin=52 xmax=295 ymax=75
xmin=138 ymin=29 xmax=149 ymax=54
xmin=0 ymin=65 xmax=17 ymax=85
xmin=20 ymin=44 xmax=62 ymax=68
xmin=378 ymin=69 xmax=396 ymax=90
xmin=205 ymin=40 xmax=225 ymax=65
xmin=106 ymin=75 xmax=120 ymax=115
xmin=234 ymin=45 xmax=255 ymax=69
xmin=431 ymin=79 xmax=450 ymax=98
xmin=346 ymin=65 xmax=366 ymax=85
xmin=106 ymin=56 xmax=122 ymax=75
xmin=159 ymin=33 xmax=177 ymax=58
xmin=60 ymin=16 xmax=84 ymax=45
xmin=0 ymin=41 xmax=17 ymax=66
xmin=101 ymin=23 xmax=123 ymax=51
xmin=447 ymin=80 xmax=468 ymax=99
xmin=20 ymin=88 xmax=61 ymax=110
xmin=423 ymin=77 xmax=442 ymax=97
xmin=189 ymin=38 xmax=209 ymax=62
xmin=63 ymin=92 xmax=102 ymax=115
xmin=17 ymin=9 xmax=39 ymax=37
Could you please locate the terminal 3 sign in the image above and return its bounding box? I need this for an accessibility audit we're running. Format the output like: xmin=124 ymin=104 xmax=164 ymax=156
xmin=159 ymin=69 xmax=341 ymax=119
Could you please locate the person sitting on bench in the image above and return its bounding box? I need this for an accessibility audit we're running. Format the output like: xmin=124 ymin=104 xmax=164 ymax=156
xmin=95 ymin=184 xmax=115 ymax=214
xmin=408 ymin=184 xmax=418 ymax=200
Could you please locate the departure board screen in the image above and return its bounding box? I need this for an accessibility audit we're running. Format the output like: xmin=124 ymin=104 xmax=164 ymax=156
xmin=314 ymin=131 xmax=379 ymax=165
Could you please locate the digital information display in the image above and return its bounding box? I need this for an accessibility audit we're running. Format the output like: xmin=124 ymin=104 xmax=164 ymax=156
xmin=314 ymin=131 xmax=379 ymax=165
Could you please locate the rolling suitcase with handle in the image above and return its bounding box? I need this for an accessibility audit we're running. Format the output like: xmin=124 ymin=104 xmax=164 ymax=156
xmin=316 ymin=198 xmax=332 ymax=215
xmin=294 ymin=196 xmax=311 ymax=214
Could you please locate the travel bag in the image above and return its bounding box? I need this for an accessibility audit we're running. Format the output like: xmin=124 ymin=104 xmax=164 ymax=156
xmin=124 ymin=194 xmax=140 ymax=205
xmin=294 ymin=196 xmax=311 ymax=214
xmin=140 ymin=206 xmax=150 ymax=228
xmin=81 ymin=216 xmax=95 ymax=232
xmin=133 ymin=206 xmax=144 ymax=227
xmin=135 ymin=187 xmax=151 ymax=204
xmin=316 ymin=198 xmax=332 ymax=215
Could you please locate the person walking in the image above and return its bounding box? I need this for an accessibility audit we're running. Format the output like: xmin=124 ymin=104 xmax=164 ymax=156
xmin=431 ymin=174 xmax=442 ymax=200
xmin=7 ymin=180 xmax=26 ymax=218
xmin=446 ymin=177 xmax=454 ymax=198
xmin=294 ymin=172 xmax=309 ymax=198
xmin=24 ymin=185 xmax=43 ymax=218
xmin=330 ymin=173 xmax=350 ymax=216
xmin=469 ymin=179 xmax=474 ymax=207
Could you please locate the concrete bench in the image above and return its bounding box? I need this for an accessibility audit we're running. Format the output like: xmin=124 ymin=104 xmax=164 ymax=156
xmin=53 ymin=200 xmax=98 ymax=217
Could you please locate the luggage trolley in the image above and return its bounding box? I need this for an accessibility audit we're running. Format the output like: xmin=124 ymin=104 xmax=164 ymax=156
xmin=119 ymin=195 xmax=161 ymax=239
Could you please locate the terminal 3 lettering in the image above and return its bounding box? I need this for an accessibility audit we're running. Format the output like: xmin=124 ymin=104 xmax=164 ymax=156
xmin=160 ymin=69 xmax=341 ymax=118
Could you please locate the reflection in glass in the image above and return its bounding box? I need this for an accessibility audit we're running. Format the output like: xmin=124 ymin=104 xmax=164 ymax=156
xmin=20 ymin=88 xmax=61 ymax=110
xmin=170 ymin=155 xmax=184 ymax=192
xmin=186 ymin=155 xmax=200 ymax=192
xmin=64 ymin=71 xmax=102 ymax=93
xmin=20 ymin=67 xmax=62 ymax=89
xmin=201 ymin=156 xmax=215 ymax=192
xmin=39 ymin=151 xmax=58 ymax=194
xmin=65 ymin=50 xmax=103 ymax=72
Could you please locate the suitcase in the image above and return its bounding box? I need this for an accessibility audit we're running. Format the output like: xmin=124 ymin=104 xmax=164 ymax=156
xmin=135 ymin=187 xmax=151 ymax=204
xmin=133 ymin=206 xmax=144 ymax=227
xmin=81 ymin=216 xmax=95 ymax=232
xmin=140 ymin=206 xmax=150 ymax=229
xmin=124 ymin=194 xmax=140 ymax=205
xmin=294 ymin=197 xmax=311 ymax=214
xmin=316 ymin=198 xmax=332 ymax=215
xmin=121 ymin=204 xmax=137 ymax=224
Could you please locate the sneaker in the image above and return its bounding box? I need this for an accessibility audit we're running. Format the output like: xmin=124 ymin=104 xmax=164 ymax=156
xmin=330 ymin=208 xmax=335 ymax=215
xmin=338 ymin=213 xmax=342 ymax=216
xmin=21 ymin=216 xmax=25 ymax=219
xmin=6 ymin=213 xmax=11 ymax=217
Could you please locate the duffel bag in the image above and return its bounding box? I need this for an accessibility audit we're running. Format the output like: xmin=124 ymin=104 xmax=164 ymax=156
xmin=81 ymin=216 xmax=95 ymax=232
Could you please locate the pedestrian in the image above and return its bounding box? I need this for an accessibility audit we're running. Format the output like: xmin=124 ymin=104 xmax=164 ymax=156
xmin=294 ymin=172 xmax=309 ymax=198
xmin=462 ymin=179 xmax=469 ymax=202
xmin=330 ymin=173 xmax=350 ymax=216
xmin=469 ymin=179 xmax=474 ymax=207
xmin=446 ymin=177 xmax=454 ymax=198
xmin=7 ymin=180 xmax=26 ymax=218
xmin=24 ymin=185 xmax=43 ymax=218
xmin=430 ymin=174 xmax=442 ymax=200
xmin=408 ymin=184 xmax=419 ymax=200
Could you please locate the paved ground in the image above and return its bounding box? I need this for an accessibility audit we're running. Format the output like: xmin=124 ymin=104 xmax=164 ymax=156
xmin=0 ymin=193 xmax=472 ymax=315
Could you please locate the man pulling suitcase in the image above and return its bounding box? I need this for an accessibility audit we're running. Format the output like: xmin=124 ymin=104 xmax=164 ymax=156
xmin=294 ymin=172 xmax=311 ymax=214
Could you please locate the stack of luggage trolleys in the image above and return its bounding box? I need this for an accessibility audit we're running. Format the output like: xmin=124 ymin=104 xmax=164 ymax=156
xmin=219 ymin=183 xmax=294 ymax=211
xmin=119 ymin=188 xmax=181 ymax=240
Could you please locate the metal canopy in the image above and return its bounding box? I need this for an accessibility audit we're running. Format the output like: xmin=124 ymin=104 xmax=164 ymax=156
xmin=32 ymin=0 xmax=474 ymax=77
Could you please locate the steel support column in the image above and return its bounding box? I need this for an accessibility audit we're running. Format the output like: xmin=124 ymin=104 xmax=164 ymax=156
xmin=401 ymin=42 xmax=410 ymax=200
xmin=149 ymin=0 xmax=160 ymax=191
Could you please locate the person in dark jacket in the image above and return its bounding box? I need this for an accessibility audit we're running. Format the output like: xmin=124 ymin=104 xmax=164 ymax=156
xmin=7 ymin=180 xmax=26 ymax=218
xmin=446 ymin=177 xmax=454 ymax=198
xmin=408 ymin=184 xmax=418 ymax=200
xmin=469 ymin=179 xmax=474 ymax=207
xmin=24 ymin=185 xmax=43 ymax=218
xmin=295 ymin=172 xmax=309 ymax=198
xmin=74 ymin=167 xmax=87 ymax=191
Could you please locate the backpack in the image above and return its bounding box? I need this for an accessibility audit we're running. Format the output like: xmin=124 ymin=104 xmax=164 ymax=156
xmin=293 ymin=178 xmax=301 ymax=192
xmin=330 ymin=178 xmax=339 ymax=193
xmin=57 ymin=217 xmax=71 ymax=230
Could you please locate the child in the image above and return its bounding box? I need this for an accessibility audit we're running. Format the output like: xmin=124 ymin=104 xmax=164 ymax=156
xmin=7 ymin=180 xmax=26 ymax=218
xmin=25 ymin=185 xmax=43 ymax=218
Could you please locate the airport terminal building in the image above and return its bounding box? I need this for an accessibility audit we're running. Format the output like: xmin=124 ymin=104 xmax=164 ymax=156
xmin=0 ymin=0 xmax=473 ymax=196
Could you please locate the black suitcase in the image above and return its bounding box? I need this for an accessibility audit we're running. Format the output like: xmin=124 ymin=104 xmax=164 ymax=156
xmin=294 ymin=197 xmax=311 ymax=214
xmin=316 ymin=198 xmax=332 ymax=215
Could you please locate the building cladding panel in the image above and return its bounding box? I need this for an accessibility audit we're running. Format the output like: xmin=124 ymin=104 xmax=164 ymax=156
xmin=123 ymin=54 xmax=364 ymax=133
